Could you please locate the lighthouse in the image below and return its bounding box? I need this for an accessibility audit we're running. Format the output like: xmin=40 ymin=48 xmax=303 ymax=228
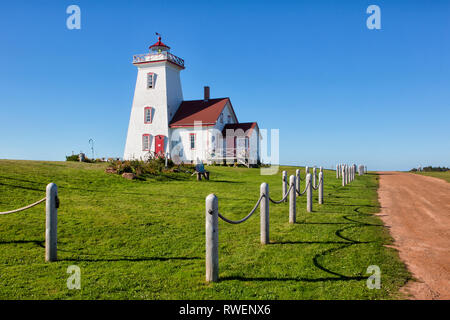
xmin=124 ymin=35 xmax=185 ymax=160
xmin=123 ymin=36 xmax=261 ymax=166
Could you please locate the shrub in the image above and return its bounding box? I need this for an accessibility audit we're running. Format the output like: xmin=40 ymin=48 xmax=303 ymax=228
xmin=106 ymin=157 xmax=188 ymax=179
xmin=66 ymin=154 xmax=79 ymax=162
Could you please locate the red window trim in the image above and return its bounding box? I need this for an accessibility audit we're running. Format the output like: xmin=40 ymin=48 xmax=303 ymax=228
xmin=147 ymin=72 xmax=154 ymax=89
xmin=142 ymin=134 xmax=150 ymax=151
xmin=144 ymin=107 xmax=152 ymax=124
xmin=190 ymin=133 xmax=196 ymax=150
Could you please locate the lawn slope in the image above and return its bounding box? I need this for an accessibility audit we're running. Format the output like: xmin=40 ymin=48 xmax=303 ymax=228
xmin=0 ymin=160 xmax=410 ymax=299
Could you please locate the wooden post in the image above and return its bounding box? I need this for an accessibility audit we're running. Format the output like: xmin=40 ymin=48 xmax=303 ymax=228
xmin=306 ymin=173 xmax=312 ymax=212
xmin=282 ymin=170 xmax=287 ymax=202
xmin=205 ymin=194 xmax=219 ymax=282
xmin=313 ymin=167 xmax=317 ymax=188
xmin=45 ymin=183 xmax=58 ymax=262
xmin=260 ymin=183 xmax=269 ymax=245
xmin=336 ymin=164 xmax=339 ymax=178
xmin=342 ymin=166 xmax=345 ymax=186
xmin=346 ymin=165 xmax=349 ymax=184
xmin=319 ymin=171 xmax=324 ymax=204
xmin=289 ymin=175 xmax=296 ymax=224
xmin=295 ymin=169 xmax=300 ymax=192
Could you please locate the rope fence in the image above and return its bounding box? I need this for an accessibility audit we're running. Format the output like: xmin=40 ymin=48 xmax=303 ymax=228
xmin=0 ymin=197 xmax=45 ymax=215
xmin=0 ymin=183 xmax=59 ymax=262
xmin=205 ymin=166 xmax=326 ymax=282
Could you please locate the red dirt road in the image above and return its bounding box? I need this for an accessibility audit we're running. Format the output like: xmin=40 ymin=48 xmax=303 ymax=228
xmin=377 ymin=172 xmax=450 ymax=299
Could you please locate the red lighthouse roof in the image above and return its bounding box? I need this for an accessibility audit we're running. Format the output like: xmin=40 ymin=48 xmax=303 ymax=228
xmin=149 ymin=36 xmax=170 ymax=52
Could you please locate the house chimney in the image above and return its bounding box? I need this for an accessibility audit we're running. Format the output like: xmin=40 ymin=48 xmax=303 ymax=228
xmin=204 ymin=86 xmax=210 ymax=101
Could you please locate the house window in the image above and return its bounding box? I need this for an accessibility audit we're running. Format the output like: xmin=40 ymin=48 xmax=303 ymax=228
xmin=147 ymin=73 xmax=154 ymax=89
xmin=245 ymin=137 xmax=249 ymax=149
xmin=144 ymin=107 xmax=152 ymax=124
xmin=190 ymin=133 xmax=196 ymax=149
xmin=142 ymin=134 xmax=150 ymax=151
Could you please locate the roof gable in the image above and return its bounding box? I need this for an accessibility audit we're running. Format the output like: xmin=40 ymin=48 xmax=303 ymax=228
xmin=222 ymin=122 xmax=258 ymax=137
xmin=169 ymin=98 xmax=238 ymax=127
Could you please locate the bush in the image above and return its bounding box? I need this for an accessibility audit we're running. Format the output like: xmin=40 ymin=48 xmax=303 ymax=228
xmin=411 ymin=166 xmax=449 ymax=172
xmin=66 ymin=154 xmax=79 ymax=162
xmin=106 ymin=157 xmax=188 ymax=179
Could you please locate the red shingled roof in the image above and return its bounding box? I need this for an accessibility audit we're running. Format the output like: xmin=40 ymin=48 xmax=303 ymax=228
xmin=222 ymin=122 xmax=258 ymax=137
xmin=169 ymin=98 xmax=238 ymax=127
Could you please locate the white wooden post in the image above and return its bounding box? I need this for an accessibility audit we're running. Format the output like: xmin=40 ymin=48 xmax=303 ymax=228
xmin=289 ymin=175 xmax=296 ymax=224
xmin=342 ymin=166 xmax=346 ymax=186
xmin=346 ymin=165 xmax=349 ymax=183
xmin=260 ymin=183 xmax=269 ymax=245
xmin=45 ymin=183 xmax=58 ymax=262
xmin=318 ymin=171 xmax=324 ymax=204
xmin=282 ymin=170 xmax=287 ymax=202
xmin=295 ymin=169 xmax=300 ymax=192
xmin=205 ymin=193 xmax=219 ymax=282
xmin=312 ymin=167 xmax=317 ymax=188
xmin=336 ymin=164 xmax=339 ymax=178
xmin=305 ymin=166 xmax=309 ymax=175
xmin=306 ymin=173 xmax=312 ymax=212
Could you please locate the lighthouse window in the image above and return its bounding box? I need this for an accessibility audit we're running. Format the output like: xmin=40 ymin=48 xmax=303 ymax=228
xmin=144 ymin=107 xmax=152 ymax=123
xmin=142 ymin=134 xmax=150 ymax=151
xmin=147 ymin=73 xmax=154 ymax=89
xmin=190 ymin=133 xmax=196 ymax=149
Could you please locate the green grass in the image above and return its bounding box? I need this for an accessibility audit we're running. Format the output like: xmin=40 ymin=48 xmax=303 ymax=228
xmin=413 ymin=171 xmax=450 ymax=183
xmin=0 ymin=160 xmax=410 ymax=299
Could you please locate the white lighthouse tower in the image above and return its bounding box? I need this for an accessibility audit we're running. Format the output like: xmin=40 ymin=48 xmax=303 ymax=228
xmin=124 ymin=35 xmax=185 ymax=160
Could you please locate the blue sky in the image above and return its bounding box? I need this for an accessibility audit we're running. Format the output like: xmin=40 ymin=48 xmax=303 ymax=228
xmin=0 ymin=0 xmax=449 ymax=170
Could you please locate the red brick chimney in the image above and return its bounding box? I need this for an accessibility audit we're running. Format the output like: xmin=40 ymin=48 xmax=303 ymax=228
xmin=204 ymin=86 xmax=210 ymax=102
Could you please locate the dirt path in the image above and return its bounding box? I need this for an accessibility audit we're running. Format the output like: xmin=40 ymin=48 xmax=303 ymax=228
xmin=377 ymin=171 xmax=450 ymax=299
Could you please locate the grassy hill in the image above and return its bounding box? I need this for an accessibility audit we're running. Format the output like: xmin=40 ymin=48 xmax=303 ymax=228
xmin=0 ymin=160 xmax=409 ymax=299
xmin=413 ymin=171 xmax=450 ymax=183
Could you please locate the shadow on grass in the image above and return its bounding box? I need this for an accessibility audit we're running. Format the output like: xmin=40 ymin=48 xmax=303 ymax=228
xmin=227 ymin=209 xmax=388 ymax=283
xmin=0 ymin=240 xmax=44 ymax=247
xmin=0 ymin=182 xmax=44 ymax=192
xmin=220 ymin=275 xmax=366 ymax=283
xmin=60 ymin=256 xmax=201 ymax=262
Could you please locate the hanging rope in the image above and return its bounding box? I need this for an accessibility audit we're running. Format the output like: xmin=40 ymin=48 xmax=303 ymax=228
xmin=0 ymin=197 xmax=46 ymax=215
xmin=269 ymin=184 xmax=293 ymax=204
xmin=296 ymin=180 xmax=310 ymax=196
xmin=218 ymin=194 xmax=264 ymax=224
xmin=312 ymin=175 xmax=322 ymax=190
